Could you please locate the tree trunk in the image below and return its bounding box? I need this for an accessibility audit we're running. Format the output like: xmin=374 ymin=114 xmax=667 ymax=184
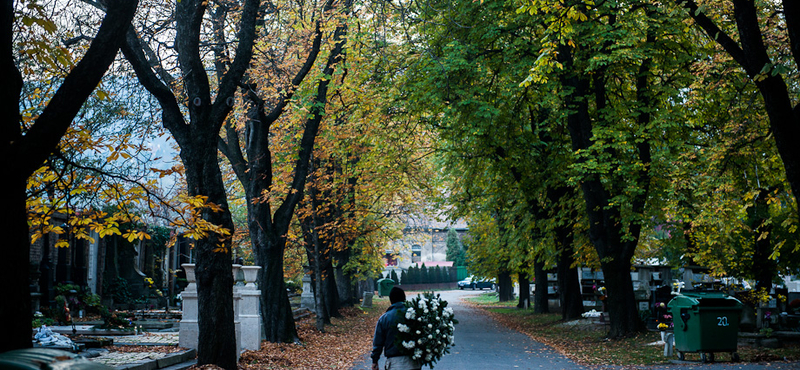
xmin=121 ymin=0 xmax=260 ymax=364
xmin=311 ymin=210 xmax=326 ymax=331
xmin=559 ymin=43 xmax=648 ymax=338
xmin=2 ymin=178 xmax=32 ymax=351
xmin=517 ymin=271 xmax=531 ymax=309
xmin=322 ymin=255 xmax=341 ymax=318
xmin=223 ymin=0 xmax=351 ymax=342
xmin=1 ymin=0 xmax=138 ymax=352
xmin=556 ymin=231 xmax=584 ymax=320
xmin=600 ymin=258 xmax=642 ymax=338
xmin=750 ymin=188 xmax=777 ymax=292
xmin=181 ymin=145 xmax=238 ymax=370
xmin=257 ymin=236 xmax=301 ymax=343
xmin=498 ymin=270 xmax=513 ymax=302
xmin=302 ymin=170 xmax=341 ymax=321
xmin=243 ymin=100 xmax=301 ymax=344
xmin=334 ymin=248 xmax=354 ymax=306
xmin=533 ymin=259 xmax=549 ymax=314
xmin=317 ymin=160 xmax=342 ymax=318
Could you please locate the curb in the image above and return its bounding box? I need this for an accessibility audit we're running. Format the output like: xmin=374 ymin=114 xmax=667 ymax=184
xmin=115 ymin=349 xmax=196 ymax=370
xmin=160 ymin=359 xmax=197 ymax=370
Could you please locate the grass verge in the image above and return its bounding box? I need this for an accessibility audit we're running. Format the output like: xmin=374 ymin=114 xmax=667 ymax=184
xmin=465 ymin=292 xmax=800 ymax=368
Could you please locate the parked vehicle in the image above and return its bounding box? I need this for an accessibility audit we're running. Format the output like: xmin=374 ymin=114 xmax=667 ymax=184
xmin=458 ymin=276 xmax=496 ymax=290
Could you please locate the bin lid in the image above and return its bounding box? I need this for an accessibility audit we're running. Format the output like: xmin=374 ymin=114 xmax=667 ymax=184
xmin=667 ymin=291 xmax=742 ymax=308
xmin=377 ymin=278 xmax=395 ymax=284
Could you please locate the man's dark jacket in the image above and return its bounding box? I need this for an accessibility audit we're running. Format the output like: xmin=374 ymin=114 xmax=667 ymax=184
xmin=371 ymin=301 xmax=406 ymax=363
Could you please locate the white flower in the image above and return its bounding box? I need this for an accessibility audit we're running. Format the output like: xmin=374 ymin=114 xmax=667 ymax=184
xmin=397 ymin=292 xmax=457 ymax=366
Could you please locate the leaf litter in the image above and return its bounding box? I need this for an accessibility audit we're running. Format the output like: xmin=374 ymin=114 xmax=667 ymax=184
xmin=188 ymin=299 xmax=388 ymax=369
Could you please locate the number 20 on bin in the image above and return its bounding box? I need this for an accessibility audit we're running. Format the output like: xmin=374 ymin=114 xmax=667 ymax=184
xmin=717 ymin=316 xmax=729 ymax=326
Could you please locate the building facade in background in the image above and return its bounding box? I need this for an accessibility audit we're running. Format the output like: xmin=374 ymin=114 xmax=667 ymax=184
xmin=382 ymin=212 xmax=468 ymax=278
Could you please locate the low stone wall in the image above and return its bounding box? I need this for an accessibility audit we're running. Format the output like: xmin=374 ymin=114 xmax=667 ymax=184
xmin=394 ymin=283 xmax=457 ymax=293
xmin=739 ymin=331 xmax=800 ymax=348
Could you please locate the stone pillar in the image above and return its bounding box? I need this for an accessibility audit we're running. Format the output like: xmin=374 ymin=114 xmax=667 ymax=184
xmin=301 ymin=271 xmax=315 ymax=310
xmin=231 ymin=264 xmax=243 ymax=355
xmin=180 ymin=263 xmax=261 ymax=355
xmin=178 ymin=264 xmax=198 ymax=350
xmin=86 ymin=236 xmax=99 ymax=294
xmin=239 ymin=266 xmax=262 ymax=351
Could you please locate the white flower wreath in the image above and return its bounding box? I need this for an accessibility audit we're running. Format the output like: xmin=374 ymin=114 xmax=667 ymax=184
xmin=394 ymin=292 xmax=457 ymax=368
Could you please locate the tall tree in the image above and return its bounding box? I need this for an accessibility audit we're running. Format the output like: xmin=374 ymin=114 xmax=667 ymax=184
xmin=120 ymin=0 xmax=259 ymax=366
xmin=445 ymin=227 xmax=466 ymax=266
xmin=519 ymin=0 xmax=699 ymax=337
xmin=648 ymin=41 xmax=800 ymax=288
xmin=398 ymin=0 xmax=588 ymax=318
xmin=675 ymin=0 xmax=800 ymax=215
xmin=2 ymin=0 xmax=138 ymax=351
xmin=219 ymin=0 xmax=354 ymax=342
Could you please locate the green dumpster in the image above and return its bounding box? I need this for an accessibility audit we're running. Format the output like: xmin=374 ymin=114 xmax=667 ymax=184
xmin=667 ymin=291 xmax=743 ymax=363
xmin=377 ymin=278 xmax=395 ymax=297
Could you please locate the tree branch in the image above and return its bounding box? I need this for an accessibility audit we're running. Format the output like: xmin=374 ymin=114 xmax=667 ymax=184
xmin=14 ymin=0 xmax=139 ymax=177
xmin=120 ymin=28 xmax=189 ymax=143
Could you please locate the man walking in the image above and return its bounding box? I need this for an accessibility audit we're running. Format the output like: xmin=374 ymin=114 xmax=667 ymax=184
xmin=371 ymin=287 xmax=420 ymax=370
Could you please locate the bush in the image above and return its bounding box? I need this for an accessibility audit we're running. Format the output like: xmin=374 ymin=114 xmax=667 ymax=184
xmin=105 ymin=277 xmax=134 ymax=305
xmin=285 ymin=280 xmax=302 ymax=294
xmin=32 ymin=316 xmax=55 ymax=328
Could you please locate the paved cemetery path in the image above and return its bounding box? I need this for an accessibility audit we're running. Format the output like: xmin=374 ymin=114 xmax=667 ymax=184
xmin=350 ymin=289 xmax=586 ymax=370
xmin=351 ymin=289 xmax=800 ymax=370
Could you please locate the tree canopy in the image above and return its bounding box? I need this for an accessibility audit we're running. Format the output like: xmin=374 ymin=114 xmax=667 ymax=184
xmin=8 ymin=0 xmax=800 ymax=359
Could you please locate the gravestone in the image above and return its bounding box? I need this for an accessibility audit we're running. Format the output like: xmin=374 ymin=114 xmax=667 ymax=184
xmin=361 ymin=292 xmax=373 ymax=308
xmin=301 ymin=273 xmax=315 ymax=310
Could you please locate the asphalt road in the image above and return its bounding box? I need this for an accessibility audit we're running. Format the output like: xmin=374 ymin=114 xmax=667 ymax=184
xmin=350 ymin=289 xmax=800 ymax=370
xmin=351 ymin=289 xmax=586 ymax=370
